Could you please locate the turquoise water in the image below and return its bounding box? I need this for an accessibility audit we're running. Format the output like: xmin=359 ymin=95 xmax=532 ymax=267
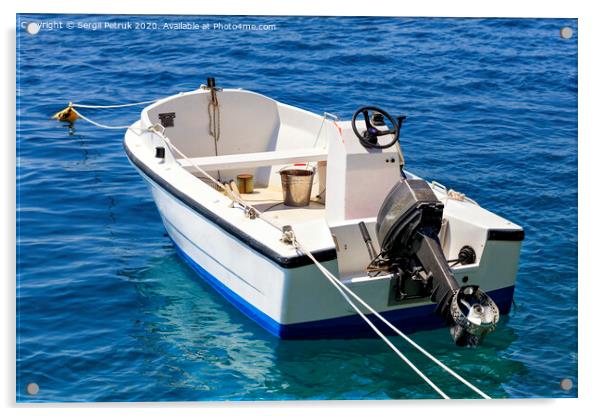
xmin=16 ymin=15 xmax=577 ymax=401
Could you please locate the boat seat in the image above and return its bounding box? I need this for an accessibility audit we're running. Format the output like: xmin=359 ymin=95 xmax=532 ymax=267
xmin=178 ymin=147 xmax=328 ymax=171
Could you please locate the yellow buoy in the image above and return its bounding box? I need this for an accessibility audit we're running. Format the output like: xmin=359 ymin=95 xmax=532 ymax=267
xmin=52 ymin=103 xmax=79 ymax=124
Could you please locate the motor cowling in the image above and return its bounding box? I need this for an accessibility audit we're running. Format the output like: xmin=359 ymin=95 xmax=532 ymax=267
xmin=376 ymin=179 xmax=499 ymax=346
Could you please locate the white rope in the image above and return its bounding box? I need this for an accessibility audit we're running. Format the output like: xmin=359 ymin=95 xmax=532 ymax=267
xmin=331 ymin=276 xmax=491 ymax=398
xmin=151 ymin=129 xmax=286 ymax=233
xmin=431 ymin=182 xmax=479 ymax=206
xmin=293 ymin=238 xmax=492 ymax=399
xmin=58 ymin=98 xmax=161 ymax=131
xmin=160 ymin=135 xmax=227 ymax=192
xmin=297 ymin=241 xmax=450 ymax=399
xmin=70 ymin=108 xmax=135 ymax=130
xmin=70 ymin=108 xmax=152 ymax=137
xmin=311 ymin=115 xmax=327 ymax=148
xmin=71 ymin=99 xmax=160 ymax=109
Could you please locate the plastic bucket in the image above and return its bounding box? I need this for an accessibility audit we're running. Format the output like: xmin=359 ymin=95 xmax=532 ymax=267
xmin=280 ymin=169 xmax=315 ymax=207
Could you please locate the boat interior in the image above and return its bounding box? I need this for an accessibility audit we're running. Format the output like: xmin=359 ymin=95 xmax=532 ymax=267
xmin=139 ymin=86 xmax=520 ymax=276
xmin=142 ymin=88 xmax=380 ymax=228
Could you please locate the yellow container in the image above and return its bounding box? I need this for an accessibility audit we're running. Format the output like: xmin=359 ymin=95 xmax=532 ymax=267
xmin=237 ymin=174 xmax=254 ymax=194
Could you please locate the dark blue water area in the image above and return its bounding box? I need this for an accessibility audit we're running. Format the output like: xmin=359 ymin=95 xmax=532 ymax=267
xmin=16 ymin=15 xmax=577 ymax=401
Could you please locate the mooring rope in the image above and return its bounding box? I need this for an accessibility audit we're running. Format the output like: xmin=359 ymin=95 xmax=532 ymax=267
xmin=293 ymin=240 xmax=450 ymax=399
xmin=153 ymin=129 xmax=285 ymax=232
xmin=292 ymin=238 xmax=492 ymax=400
xmin=71 ymin=99 xmax=160 ymax=109
xmin=62 ymin=100 xmax=491 ymax=400
xmin=69 ymin=107 xmax=140 ymax=131
xmin=160 ymin=133 xmax=227 ymax=193
xmin=60 ymin=98 xmax=162 ymax=132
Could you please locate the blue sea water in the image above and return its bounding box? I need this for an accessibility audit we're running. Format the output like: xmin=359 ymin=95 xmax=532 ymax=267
xmin=16 ymin=15 xmax=577 ymax=401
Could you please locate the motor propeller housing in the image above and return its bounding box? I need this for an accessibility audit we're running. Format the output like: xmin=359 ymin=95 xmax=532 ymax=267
xmin=376 ymin=179 xmax=500 ymax=346
xmin=449 ymin=285 xmax=499 ymax=346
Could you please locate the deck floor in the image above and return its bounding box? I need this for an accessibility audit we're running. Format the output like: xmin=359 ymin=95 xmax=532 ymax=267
xmin=239 ymin=186 xmax=326 ymax=227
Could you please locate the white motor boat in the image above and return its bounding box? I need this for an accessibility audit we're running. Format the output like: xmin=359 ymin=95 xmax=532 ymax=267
xmin=123 ymin=79 xmax=523 ymax=346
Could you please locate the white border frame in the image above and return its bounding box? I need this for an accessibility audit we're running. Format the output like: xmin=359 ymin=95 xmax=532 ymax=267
xmin=5 ymin=1 xmax=598 ymax=415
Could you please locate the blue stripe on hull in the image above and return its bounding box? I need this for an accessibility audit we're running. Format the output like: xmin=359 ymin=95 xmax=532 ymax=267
xmin=173 ymin=241 xmax=515 ymax=340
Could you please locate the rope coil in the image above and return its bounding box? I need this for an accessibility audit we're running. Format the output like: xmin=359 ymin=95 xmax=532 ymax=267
xmin=206 ymin=84 xmax=222 ymax=180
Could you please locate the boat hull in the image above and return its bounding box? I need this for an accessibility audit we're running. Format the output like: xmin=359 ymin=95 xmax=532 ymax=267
xmin=131 ymin=160 xmax=517 ymax=339
xmin=175 ymin=240 xmax=515 ymax=339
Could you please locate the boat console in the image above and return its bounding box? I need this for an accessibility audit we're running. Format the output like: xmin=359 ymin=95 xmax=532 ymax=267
xmin=324 ymin=108 xmax=401 ymax=279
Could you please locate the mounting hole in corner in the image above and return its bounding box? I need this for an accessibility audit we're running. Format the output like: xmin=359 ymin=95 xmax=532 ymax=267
xmin=560 ymin=27 xmax=573 ymax=40
xmin=26 ymin=382 xmax=39 ymax=395
xmin=26 ymin=22 xmax=40 ymax=35
xmin=560 ymin=378 xmax=573 ymax=391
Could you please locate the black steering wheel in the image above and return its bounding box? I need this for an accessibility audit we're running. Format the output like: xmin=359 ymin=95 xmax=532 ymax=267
xmin=351 ymin=106 xmax=401 ymax=149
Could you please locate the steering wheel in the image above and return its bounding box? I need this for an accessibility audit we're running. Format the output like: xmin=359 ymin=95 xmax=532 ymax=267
xmin=351 ymin=106 xmax=400 ymax=149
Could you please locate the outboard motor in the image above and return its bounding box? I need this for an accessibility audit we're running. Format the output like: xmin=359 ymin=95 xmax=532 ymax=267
xmin=375 ymin=179 xmax=499 ymax=346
